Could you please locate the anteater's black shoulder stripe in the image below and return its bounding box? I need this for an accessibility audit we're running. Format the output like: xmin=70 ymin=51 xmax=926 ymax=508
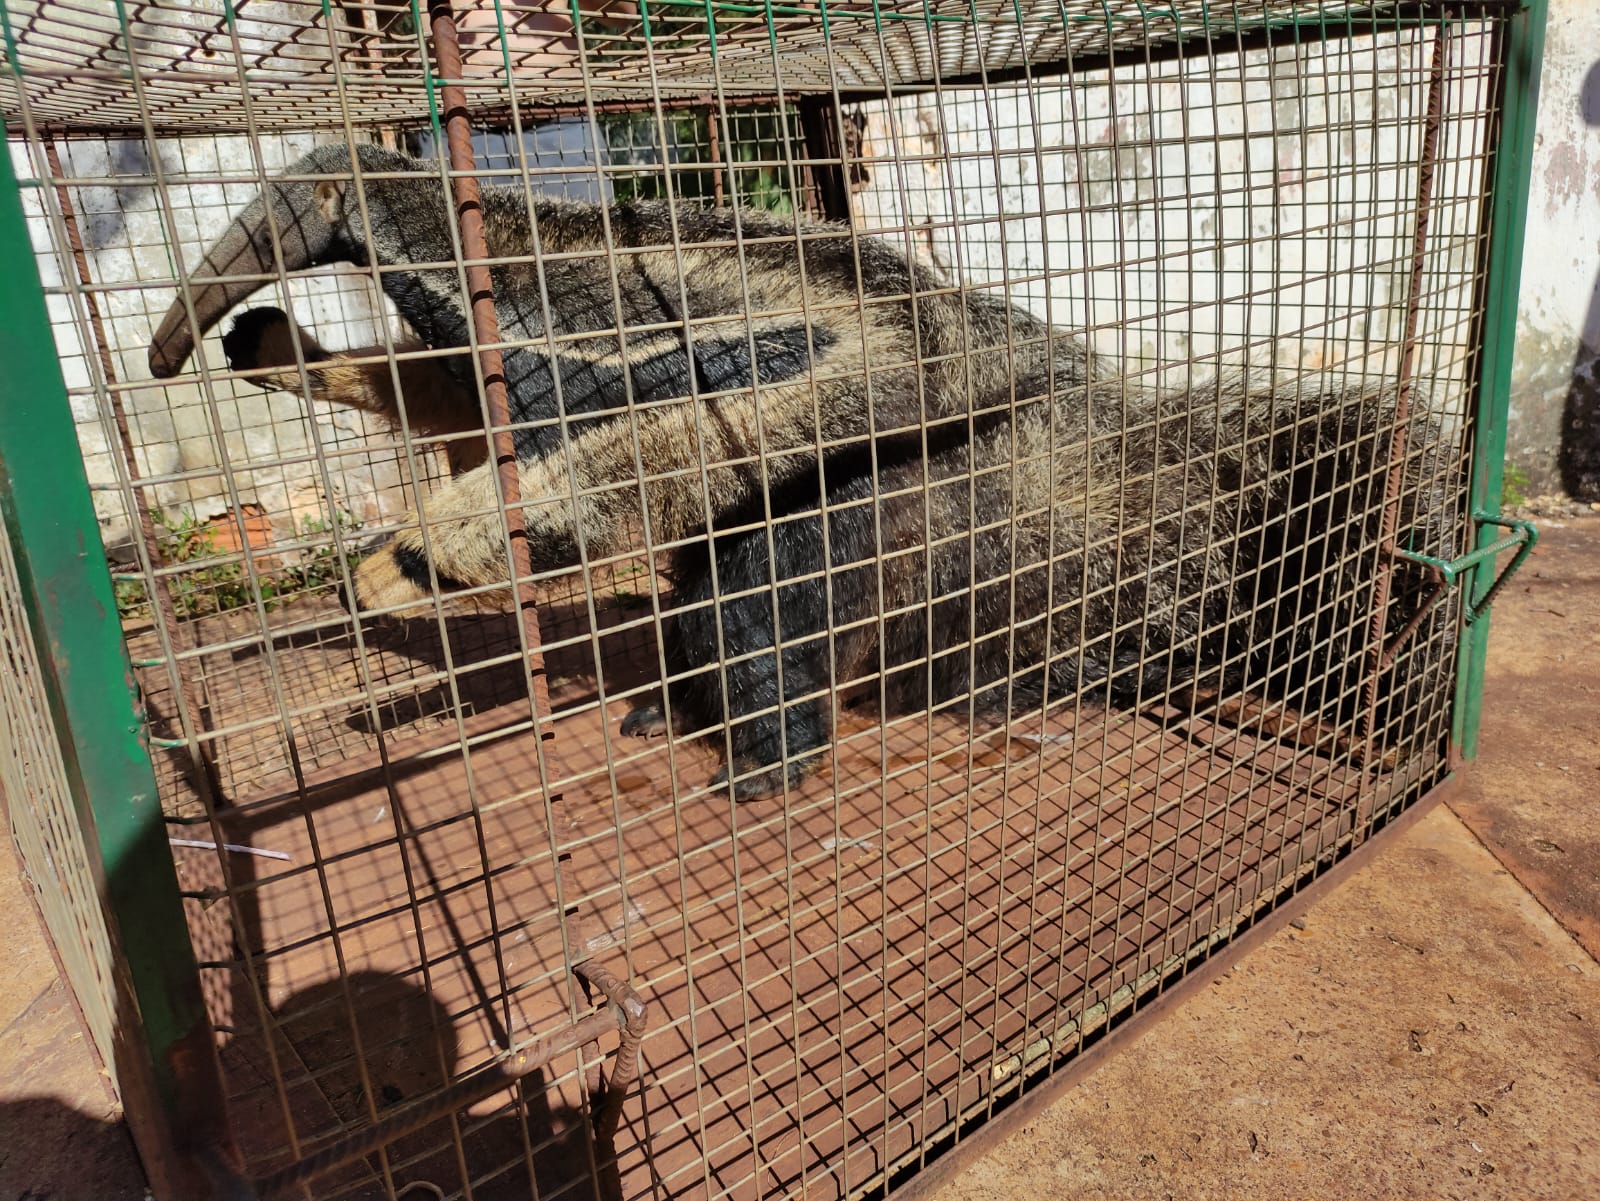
xmin=684 ymin=324 xmax=839 ymax=398
xmin=392 ymin=542 xmax=466 ymax=594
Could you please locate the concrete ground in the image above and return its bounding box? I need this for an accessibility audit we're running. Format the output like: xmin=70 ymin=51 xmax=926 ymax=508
xmin=3 ymin=516 xmax=1597 ymax=1201
xmin=0 ymin=836 xmax=147 ymax=1201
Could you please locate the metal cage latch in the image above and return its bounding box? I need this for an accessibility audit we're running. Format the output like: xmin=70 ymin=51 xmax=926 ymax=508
xmin=1394 ymin=509 xmax=1540 ymax=626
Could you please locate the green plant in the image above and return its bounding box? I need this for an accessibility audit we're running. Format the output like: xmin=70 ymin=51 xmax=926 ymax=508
xmin=292 ymin=511 xmax=365 ymax=595
xmin=600 ymin=108 xmax=799 ymax=213
xmin=608 ymin=560 xmax=652 ymax=610
xmin=1502 ymin=461 xmax=1531 ymax=507
xmin=114 ymin=507 xmax=365 ymax=622
xmin=114 ymin=575 xmax=150 ymax=618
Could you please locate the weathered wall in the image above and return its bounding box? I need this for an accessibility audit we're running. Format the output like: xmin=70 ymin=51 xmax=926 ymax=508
xmin=19 ymin=6 xmax=1594 ymax=564
xmin=13 ymin=133 xmax=413 ymax=558
xmin=13 ymin=118 xmax=652 ymax=559
xmin=1507 ymin=0 xmax=1600 ymax=499
xmin=851 ymin=12 xmax=1600 ymax=501
xmin=851 ymin=25 xmax=1489 ymax=401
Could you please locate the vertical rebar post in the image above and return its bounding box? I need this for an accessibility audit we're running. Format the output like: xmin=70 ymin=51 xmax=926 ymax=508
xmin=425 ymin=0 xmax=551 ymax=722
xmin=1360 ymin=19 xmax=1452 ymax=755
xmin=572 ymin=958 xmax=649 ymax=1141
xmin=706 ymin=105 xmax=726 ymax=207
xmin=41 ymin=141 xmax=226 ymax=814
xmin=425 ymin=0 xmax=628 ymax=1147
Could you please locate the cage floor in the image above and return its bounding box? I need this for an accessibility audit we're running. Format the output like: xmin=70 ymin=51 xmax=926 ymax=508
xmin=128 ymin=566 xmax=663 ymax=812
xmin=158 ymin=594 xmax=1411 ymax=1201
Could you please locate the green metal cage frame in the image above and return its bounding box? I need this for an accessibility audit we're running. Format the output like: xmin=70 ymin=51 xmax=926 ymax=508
xmin=0 ymin=142 xmax=236 ymax=1195
xmin=0 ymin=1 xmax=1551 ymax=1195
xmin=1451 ymin=0 xmax=1548 ymax=758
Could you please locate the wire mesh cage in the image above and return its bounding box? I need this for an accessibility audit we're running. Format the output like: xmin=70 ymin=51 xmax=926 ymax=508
xmin=0 ymin=2 xmax=1546 ymax=1199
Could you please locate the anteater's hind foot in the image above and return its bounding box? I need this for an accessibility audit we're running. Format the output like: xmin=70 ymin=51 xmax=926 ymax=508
xmin=620 ymin=703 xmax=670 ymax=739
xmin=619 ymin=700 xmax=700 ymax=740
xmin=621 ymin=699 xmax=821 ymax=799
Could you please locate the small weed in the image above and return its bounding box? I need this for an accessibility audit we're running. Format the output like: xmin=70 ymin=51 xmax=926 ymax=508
xmin=114 ymin=575 xmax=150 ymax=617
xmin=115 ymin=508 xmax=365 ymax=622
xmin=1501 ymin=462 xmax=1531 ymax=507
xmin=606 ymin=561 xmax=654 ymax=610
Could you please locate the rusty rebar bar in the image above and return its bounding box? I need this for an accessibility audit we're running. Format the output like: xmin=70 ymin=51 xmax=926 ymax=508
xmin=707 ymin=106 xmax=725 ymax=208
xmin=425 ymin=0 xmax=550 ymax=721
xmin=1381 ymin=572 xmax=1450 ymax=671
xmin=43 ymin=139 xmax=227 ymax=812
xmin=422 ymin=0 xmax=641 ymax=1170
xmin=573 ymin=958 xmax=649 ymax=1141
xmin=1360 ymin=21 xmax=1452 ymax=752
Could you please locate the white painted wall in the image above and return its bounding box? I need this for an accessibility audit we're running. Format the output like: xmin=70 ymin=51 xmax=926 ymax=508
xmin=14 ymin=118 xmax=649 ymax=558
xmin=19 ymin=6 xmax=1594 ymax=566
xmin=13 ymin=133 xmax=412 ymax=556
xmin=847 ymin=6 xmax=1600 ymax=499
xmin=1505 ymin=0 xmax=1600 ymax=497
xmin=850 ymin=24 xmax=1492 ymax=401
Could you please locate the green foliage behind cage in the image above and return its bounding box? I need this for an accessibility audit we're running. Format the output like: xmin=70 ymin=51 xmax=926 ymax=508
xmin=114 ymin=509 xmax=365 ymax=622
xmin=602 ymin=107 xmax=801 ymax=213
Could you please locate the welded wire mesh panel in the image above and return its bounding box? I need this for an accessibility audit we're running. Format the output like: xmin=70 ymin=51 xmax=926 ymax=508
xmin=0 ymin=518 xmax=122 ymax=1084
xmin=853 ymin=30 xmax=1494 ymax=383
xmin=411 ymin=102 xmax=820 ymax=211
xmin=2 ymin=1 xmax=1516 ymax=1199
xmin=3 ymin=2 xmax=1482 ymax=131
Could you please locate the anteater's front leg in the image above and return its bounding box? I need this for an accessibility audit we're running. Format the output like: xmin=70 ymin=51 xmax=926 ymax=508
xmin=349 ymin=450 xmax=589 ymax=613
xmin=349 ymin=379 xmax=830 ymax=613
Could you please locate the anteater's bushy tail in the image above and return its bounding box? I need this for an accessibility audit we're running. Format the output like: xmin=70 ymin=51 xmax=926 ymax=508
xmin=1033 ymin=363 xmax=1459 ymax=759
xmin=1186 ymin=367 xmax=1461 ymax=749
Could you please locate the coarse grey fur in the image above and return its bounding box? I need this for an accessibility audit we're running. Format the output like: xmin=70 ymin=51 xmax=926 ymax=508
xmin=148 ymin=144 xmax=1460 ymax=798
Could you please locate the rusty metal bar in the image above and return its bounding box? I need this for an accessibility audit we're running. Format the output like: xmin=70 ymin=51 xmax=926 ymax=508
xmin=1380 ymin=572 xmax=1450 ymax=671
xmin=707 ymin=106 xmax=725 ymax=208
xmin=574 ymin=958 xmax=650 ymax=1141
xmin=425 ymin=0 xmax=551 ymax=721
xmin=43 ymin=139 xmax=228 ymax=812
xmin=423 ymin=2 xmax=644 ymax=1176
xmin=1360 ymin=19 xmax=1452 ymax=751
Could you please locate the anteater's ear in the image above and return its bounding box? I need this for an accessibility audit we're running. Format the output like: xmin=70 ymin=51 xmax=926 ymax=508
xmin=314 ymin=179 xmax=346 ymax=225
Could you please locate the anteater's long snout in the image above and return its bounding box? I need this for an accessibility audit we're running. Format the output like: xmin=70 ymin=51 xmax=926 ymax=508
xmin=147 ymin=175 xmax=336 ymax=379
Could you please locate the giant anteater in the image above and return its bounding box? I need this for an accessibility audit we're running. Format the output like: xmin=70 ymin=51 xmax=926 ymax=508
xmin=148 ymin=143 xmax=1459 ymax=798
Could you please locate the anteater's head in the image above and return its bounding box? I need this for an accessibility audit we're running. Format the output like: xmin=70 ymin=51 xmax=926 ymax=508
xmin=146 ymin=143 xmax=433 ymax=379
